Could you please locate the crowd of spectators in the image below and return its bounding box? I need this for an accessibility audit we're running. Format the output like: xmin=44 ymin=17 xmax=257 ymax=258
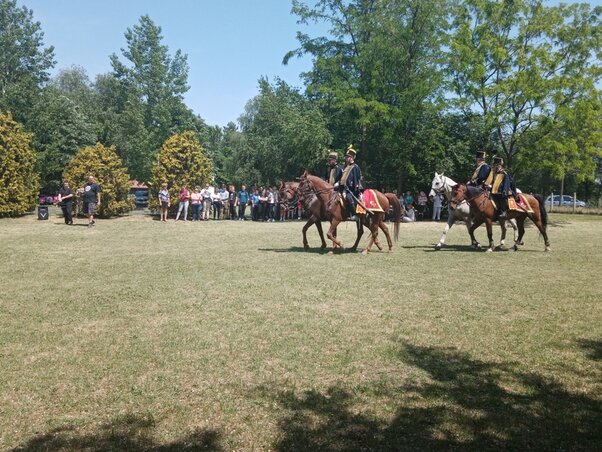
xmin=163 ymin=184 xmax=304 ymax=222
xmin=394 ymin=189 xmax=446 ymax=223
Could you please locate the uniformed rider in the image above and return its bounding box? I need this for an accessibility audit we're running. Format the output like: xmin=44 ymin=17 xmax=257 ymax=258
xmin=334 ymin=144 xmax=362 ymax=221
xmin=490 ymin=155 xmax=517 ymax=219
xmin=324 ymin=145 xmax=342 ymax=185
xmin=468 ymin=150 xmax=493 ymax=190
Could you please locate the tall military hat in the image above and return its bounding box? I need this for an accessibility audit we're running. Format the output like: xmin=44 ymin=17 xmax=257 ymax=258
xmin=345 ymin=144 xmax=357 ymax=158
xmin=492 ymin=155 xmax=503 ymax=165
xmin=327 ymin=144 xmax=338 ymax=160
xmin=475 ymin=150 xmax=487 ymax=159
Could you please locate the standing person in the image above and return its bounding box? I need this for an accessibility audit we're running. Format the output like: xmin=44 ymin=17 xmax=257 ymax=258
xmin=334 ymin=144 xmax=362 ymax=220
xmin=219 ymin=184 xmax=229 ymax=219
xmin=491 ymin=155 xmax=516 ymax=219
xmin=201 ymin=183 xmax=213 ymax=220
xmin=416 ymin=190 xmax=428 ymax=221
xmin=431 ymin=191 xmax=443 ymax=221
xmin=468 ymin=150 xmax=493 ymax=189
xmin=211 ymin=186 xmax=222 ymax=220
xmin=57 ymin=181 xmax=74 ymax=225
xmin=83 ymin=175 xmax=101 ymax=228
xmin=175 ymin=185 xmax=190 ymax=221
xmin=228 ymin=184 xmax=238 ymax=220
xmin=267 ymin=187 xmax=275 ymax=222
xmin=158 ymin=183 xmax=170 ymax=221
xmin=403 ymin=191 xmax=414 ymax=207
xmin=190 ymin=186 xmax=202 ymax=221
xmin=237 ymin=184 xmax=249 ymax=220
xmin=324 ymin=145 xmax=342 ymax=184
xmin=251 ymin=189 xmax=260 ymax=221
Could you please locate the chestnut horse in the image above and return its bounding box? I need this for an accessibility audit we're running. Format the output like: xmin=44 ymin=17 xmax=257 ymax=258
xmin=296 ymin=171 xmax=401 ymax=254
xmin=279 ymin=180 xmax=401 ymax=251
xmin=450 ymin=184 xmax=550 ymax=252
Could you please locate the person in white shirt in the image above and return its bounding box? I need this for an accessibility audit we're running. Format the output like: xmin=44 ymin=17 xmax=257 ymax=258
xmin=432 ymin=192 xmax=443 ymax=221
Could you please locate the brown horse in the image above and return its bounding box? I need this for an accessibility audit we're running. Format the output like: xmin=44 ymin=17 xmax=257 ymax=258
xmin=450 ymin=183 xmax=550 ymax=252
xmin=296 ymin=171 xmax=401 ymax=254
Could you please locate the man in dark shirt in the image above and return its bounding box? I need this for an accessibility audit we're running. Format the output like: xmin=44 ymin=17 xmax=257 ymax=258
xmin=83 ymin=175 xmax=101 ymax=227
xmin=58 ymin=181 xmax=74 ymax=225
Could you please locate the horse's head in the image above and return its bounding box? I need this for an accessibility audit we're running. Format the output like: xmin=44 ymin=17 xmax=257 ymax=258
xmin=430 ymin=172 xmax=445 ymax=197
xmin=279 ymin=181 xmax=298 ymax=204
xmin=450 ymin=183 xmax=468 ymax=209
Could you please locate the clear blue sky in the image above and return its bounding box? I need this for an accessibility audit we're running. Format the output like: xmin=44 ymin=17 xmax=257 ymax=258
xmin=18 ymin=0 xmax=319 ymax=127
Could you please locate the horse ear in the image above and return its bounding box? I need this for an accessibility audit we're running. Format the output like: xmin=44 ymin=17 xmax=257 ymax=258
xmin=279 ymin=181 xmax=284 ymax=189
xmin=302 ymin=170 xmax=308 ymax=177
xmin=435 ymin=172 xmax=439 ymax=177
xmin=440 ymin=171 xmax=444 ymax=177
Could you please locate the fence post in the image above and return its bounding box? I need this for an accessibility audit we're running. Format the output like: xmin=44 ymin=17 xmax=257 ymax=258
xmin=573 ymin=192 xmax=577 ymax=213
xmin=550 ymin=192 xmax=553 ymax=212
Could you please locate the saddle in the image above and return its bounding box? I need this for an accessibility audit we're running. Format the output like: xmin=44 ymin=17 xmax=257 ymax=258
xmin=491 ymin=194 xmax=534 ymax=213
xmin=333 ymin=189 xmax=384 ymax=215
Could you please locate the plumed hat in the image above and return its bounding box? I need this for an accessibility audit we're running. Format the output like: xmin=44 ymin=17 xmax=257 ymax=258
xmin=475 ymin=150 xmax=487 ymax=159
xmin=327 ymin=151 xmax=338 ymax=159
xmin=492 ymin=155 xmax=503 ymax=165
xmin=345 ymin=144 xmax=357 ymax=158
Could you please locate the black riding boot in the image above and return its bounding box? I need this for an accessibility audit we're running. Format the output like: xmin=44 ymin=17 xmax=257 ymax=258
xmin=498 ymin=197 xmax=508 ymax=219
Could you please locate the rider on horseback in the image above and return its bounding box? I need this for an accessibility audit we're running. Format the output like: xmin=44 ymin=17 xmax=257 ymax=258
xmin=491 ymin=155 xmax=518 ymax=219
xmin=333 ymin=144 xmax=363 ymax=221
xmin=324 ymin=145 xmax=343 ymax=185
xmin=468 ymin=150 xmax=493 ymax=190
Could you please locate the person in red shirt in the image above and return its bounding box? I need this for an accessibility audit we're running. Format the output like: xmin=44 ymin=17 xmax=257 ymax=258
xmin=175 ymin=185 xmax=190 ymax=221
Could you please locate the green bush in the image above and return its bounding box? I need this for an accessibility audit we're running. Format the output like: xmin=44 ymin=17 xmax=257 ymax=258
xmin=149 ymin=131 xmax=213 ymax=213
xmin=63 ymin=143 xmax=134 ymax=217
xmin=0 ymin=112 xmax=39 ymax=217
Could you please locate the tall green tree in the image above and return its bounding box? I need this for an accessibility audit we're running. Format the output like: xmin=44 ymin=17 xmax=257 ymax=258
xmin=107 ymin=15 xmax=204 ymax=180
xmin=447 ymin=0 xmax=601 ymax=172
xmin=237 ymin=77 xmax=330 ymax=185
xmin=0 ymin=0 xmax=55 ymax=123
xmin=287 ymin=0 xmax=449 ymax=190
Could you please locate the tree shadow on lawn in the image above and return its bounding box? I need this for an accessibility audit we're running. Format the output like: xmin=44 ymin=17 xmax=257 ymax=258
xmin=578 ymin=338 xmax=602 ymax=361
xmin=269 ymin=342 xmax=602 ymax=451
xmin=12 ymin=413 xmax=223 ymax=451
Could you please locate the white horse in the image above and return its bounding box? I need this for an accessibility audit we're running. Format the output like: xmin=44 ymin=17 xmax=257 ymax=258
xmin=430 ymin=172 xmax=517 ymax=250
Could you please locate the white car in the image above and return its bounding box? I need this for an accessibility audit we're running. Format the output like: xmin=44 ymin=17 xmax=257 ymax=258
xmin=545 ymin=195 xmax=586 ymax=207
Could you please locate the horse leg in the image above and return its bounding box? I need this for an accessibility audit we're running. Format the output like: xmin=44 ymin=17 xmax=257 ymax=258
xmin=350 ymin=218 xmax=364 ymax=251
xmin=498 ymin=220 xmax=507 ymax=249
xmin=527 ymin=212 xmax=551 ymax=252
xmin=468 ymin=218 xmax=483 ymax=250
xmin=509 ymin=218 xmax=521 ymax=245
xmin=379 ymin=219 xmax=393 ymax=251
xmin=302 ymin=217 xmax=315 ymax=250
xmin=327 ymin=220 xmax=344 ymax=253
xmin=361 ymin=219 xmax=380 ymax=255
xmin=485 ymin=219 xmax=494 ymax=253
xmin=435 ymin=217 xmax=454 ymax=250
xmin=510 ymin=216 xmax=526 ymax=252
xmin=314 ymin=218 xmax=327 ymax=249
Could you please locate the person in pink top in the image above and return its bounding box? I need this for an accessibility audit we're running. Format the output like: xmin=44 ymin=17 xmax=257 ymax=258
xmin=175 ymin=185 xmax=190 ymax=221
xmin=190 ymin=186 xmax=202 ymax=221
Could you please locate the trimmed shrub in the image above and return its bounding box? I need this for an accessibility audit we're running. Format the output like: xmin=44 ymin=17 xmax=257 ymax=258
xmin=63 ymin=143 xmax=134 ymax=217
xmin=149 ymin=131 xmax=213 ymax=213
xmin=0 ymin=112 xmax=39 ymax=217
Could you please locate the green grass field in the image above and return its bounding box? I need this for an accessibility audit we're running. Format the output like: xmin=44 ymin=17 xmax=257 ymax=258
xmin=1 ymin=209 xmax=601 ymax=451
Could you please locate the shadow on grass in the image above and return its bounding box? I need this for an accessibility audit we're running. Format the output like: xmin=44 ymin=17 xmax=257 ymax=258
xmin=578 ymin=338 xmax=602 ymax=361
xmin=12 ymin=413 xmax=222 ymax=451
xmin=269 ymin=342 xmax=602 ymax=451
xmin=259 ymin=247 xmax=367 ymax=254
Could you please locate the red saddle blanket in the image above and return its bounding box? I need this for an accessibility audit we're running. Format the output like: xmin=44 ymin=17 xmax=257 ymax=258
xmin=360 ymin=189 xmax=384 ymax=213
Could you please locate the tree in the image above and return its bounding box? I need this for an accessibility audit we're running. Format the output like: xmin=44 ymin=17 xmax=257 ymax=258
xmin=287 ymin=0 xmax=450 ymax=190
xmin=447 ymin=0 xmax=602 ymax=170
xmin=107 ymin=15 xmax=204 ymax=180
xmin=30 ymin=86 xmax=97 ymax=193
xmin=62 ymin=143 xmax=133 ymax=217
xmin=237 ymin=77 xmax=330 ymax=185
xmin=149 ymin=131 xmax=213 ymax=213
xmin=0 ymin=112 xmax=39 ymax=216
xmin=0 ymin=0 xmax=55 ymax=123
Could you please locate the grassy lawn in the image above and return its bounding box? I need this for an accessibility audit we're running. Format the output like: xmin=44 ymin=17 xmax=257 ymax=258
xmin=1 ymin=209 xmax=600 ymax=450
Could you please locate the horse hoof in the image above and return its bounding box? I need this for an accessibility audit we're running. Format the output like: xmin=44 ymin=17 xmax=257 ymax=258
xmin=509 ymin=246 xmax=516 ymax=252
xmin=486 ymin=248 xmax=493 ymax=253
xmin=435 ymin=244 xmax=442 ymax=250
xmin=327 ymin=250 xmax=334 ymax=255
xmin=361 ymin=249 xmax=369 ymax=256
xmin=545 ymin=246 xmax=551 ymax=252
xmin=519 ymin=241 xmax=525 ymax=246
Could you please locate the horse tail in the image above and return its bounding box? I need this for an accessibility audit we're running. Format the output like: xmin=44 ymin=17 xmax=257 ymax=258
xmin=385 ymin=193 xmax=401 ymax=241
xmin=533 ymin=193 xmax=547 ymax=229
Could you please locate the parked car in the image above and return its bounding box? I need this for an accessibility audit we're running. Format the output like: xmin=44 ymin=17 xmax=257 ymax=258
xmin=545 ymin=195 xmax=586 ymax=208
xmin=134 ymin=190 xmax=149 ymax=207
